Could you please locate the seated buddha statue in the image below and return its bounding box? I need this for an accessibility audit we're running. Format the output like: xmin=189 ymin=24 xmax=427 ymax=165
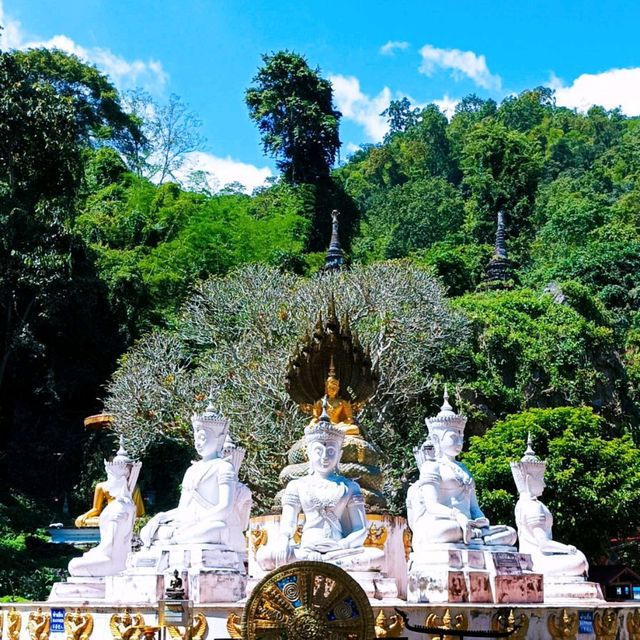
xmin=69 ymin=443 xmax=141 ymax=576
xmin=75 ymin=475 xmax=144 ymax=528
xmin=139 ymin=400 xmax=251 ymax=551
xmin=407 ymin=390 xmax=517 ymax=548
xmin=257 ymin=399 xmax=383 ymax=572
xmin=307 ymin=367 xmax=357 ymax=434
xmin=511 ymin=436 xmax=588 ymax=576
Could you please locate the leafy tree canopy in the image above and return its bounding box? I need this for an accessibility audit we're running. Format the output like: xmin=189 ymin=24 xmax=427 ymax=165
xmin=245 ymin=51 xmax=341 ymax=184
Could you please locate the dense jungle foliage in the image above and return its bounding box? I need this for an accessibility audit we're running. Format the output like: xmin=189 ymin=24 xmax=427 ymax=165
xmin=2 ymin=46 xmax=640 ymax=597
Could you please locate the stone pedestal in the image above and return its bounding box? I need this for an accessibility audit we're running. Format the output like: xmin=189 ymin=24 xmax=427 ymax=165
xmin=407 ymin=543 xmax=544 ymax=604
xmin=48 ymin=576 xmax=106 ymax=601
xmin=105 ymin=543 xmax=247 ymax=604
xmin=544 ymin=575 xmax=605 ymax=602
xmin=248 ymin=513 xmax=408 ymax=600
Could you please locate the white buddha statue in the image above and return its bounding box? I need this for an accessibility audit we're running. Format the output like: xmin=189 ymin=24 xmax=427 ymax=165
xmin=256 ymin=398 xmax=383 ymax=571
xmin=407 ymin=390 xmax=516 ymax=548
xmin=69 ymin=440 xmax=141 ymax=576
xmin=139 ymin=398 xmax=251 ymax=552
xmin=511 ymin=435 xmax=588 ymax=576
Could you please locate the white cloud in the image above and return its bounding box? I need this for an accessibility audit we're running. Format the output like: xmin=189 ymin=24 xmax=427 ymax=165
xmin=551 ymin=68 xmax=640 ymax=115
xmin=177 ymin=151 xmax=272 ymax=194
xmin=0 ymin=1 xmax=24 ymax=49
xmin=0 ymin=1 xmax=167 ymax=92
xmin=330 ymin=74 xmax=391 ymax=142
xmin=432 ymin=94 xmax=460 ymax=118
xmin=379 ymin=40 xmax=410 ymax=56
xmin=419 ymin=44 xmax=501 ymax=91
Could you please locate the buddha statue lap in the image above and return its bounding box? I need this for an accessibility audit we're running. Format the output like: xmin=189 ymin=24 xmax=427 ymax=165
xmin=69 ymin=441 xmax=141 ymax=577
xmin=511 ymin=436 xmax=588 ymax=577
xmin=407 ymin=391 xmax=516 ymax=550
xmin=257 ymin=400 xmax=383 ymax=572
xmin=139 ymin=400 xmax=251 ymax=552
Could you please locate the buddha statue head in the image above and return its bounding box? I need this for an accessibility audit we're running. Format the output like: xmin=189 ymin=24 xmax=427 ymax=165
xmin=104 ymin=437 xmax=141 ymax=497
xmin=425 ymin=387 xmax=467 ymax=460
xmin=510 ymin=434 xmax=546 ymax=497
xmin=304 ymin=397 xmax=345 ymax=476
xmin=191 ymin=394 xmax=230 ymax=460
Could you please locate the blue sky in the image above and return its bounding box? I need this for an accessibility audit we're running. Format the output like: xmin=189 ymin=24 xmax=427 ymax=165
xmin=3 ymin=0 xmax=640 ymax=190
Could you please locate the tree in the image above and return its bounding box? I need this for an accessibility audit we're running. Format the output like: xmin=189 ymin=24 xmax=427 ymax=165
xmin=0 ymin=50 xmax=126 ymax=503
xmin=462 ymin=407 xmax=640 ymax=561
xmin=12 ymin=48 xmax=142 ymax=152
xmin=123 ymin=91 xmax=205 ymax=183
xmin=245 ymin=51 xmax=341 ymax=184
xmin=382 ymin=97 xmax=420 ymax=138
xmin=451 ymin=288 xmax=629 ymax=432
xmin=104 ymin=262 xmax=468 ymax=511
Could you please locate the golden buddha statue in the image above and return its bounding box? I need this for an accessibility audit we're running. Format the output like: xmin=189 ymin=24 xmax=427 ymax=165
xmin=282 ymin=300 xmax=386 ymax=510
xmin=303 ymin=364 xmax=360 ymax=437
xmin=76 ymin=471 xmax=145 ymax=528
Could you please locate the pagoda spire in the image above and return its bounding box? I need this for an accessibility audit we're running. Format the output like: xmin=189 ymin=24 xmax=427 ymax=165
xmin=323 ymin=210 xmax=345 ymax=272
xmin=483 ymin=209 xmax=514 ymax=286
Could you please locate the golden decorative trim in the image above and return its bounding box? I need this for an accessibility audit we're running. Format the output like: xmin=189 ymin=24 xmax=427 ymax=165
xmin=250 ymin=527 xmax=268 ymax=555
xmin=627 ymin=610 xmax=640 ymax=640
xmin=425 ymin=609 xmax=468 ymax=640
xmin=8 ymin=608 xmax=22 ymax=640
xmin=375 ymin=609 xmax=404 ymax=637
xmin=28 ymin=608 xmax=50 ymax=640
xmin=594 ymin=609 xmax=618 ymax=640
xmin=491 ymin=609 xmax=529 ymax=640
xmin=109 ymin=611 xmax=145 ymax=640
xmin=226 ymin=613 xmax=242 ymax=639
xmin=64 ymin=610 xmax=93 ymax=640
xmin=547 ymin=609 xmax=578 ymax=640
xmin=364 ymin=523 xmax=388 ymax=550
xmin=402 ymin=528 xmax=412 ymax=561
xmin=167 ymin=613 xmax=207 ymax=640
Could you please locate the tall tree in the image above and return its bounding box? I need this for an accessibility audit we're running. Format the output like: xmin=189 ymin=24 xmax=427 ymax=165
xmin=123 ymin=90 xmax=205 ymax=183
xmin=245 ymin=51 xmax=341 ymax=184
xmin=12 ymin=48 xmax=143 ymax=152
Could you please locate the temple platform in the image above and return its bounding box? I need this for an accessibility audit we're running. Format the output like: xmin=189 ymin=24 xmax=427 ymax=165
xmin=3 ymin=600 xmax=640 ymax=639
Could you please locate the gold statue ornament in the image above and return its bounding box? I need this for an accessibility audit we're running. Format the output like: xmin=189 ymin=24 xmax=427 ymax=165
xmin=547 ymin=609 xmax=578 ymax=640
xmin=109 ymin=611 xmax=145 ymax=640
xmin=374 ymin=610 xmax=404 ymax=638
xmin=8 ymin=608 xmax=22 ymax=640
xmin=64 ymin=610 xmax=93 ymax=640
xmin=166 ymin=613 xmax=207 ymax=640
xmin=594 ymin=609 xmax=618 ymax=640
xmin=28 ymin=608 xmax=50 ymax=640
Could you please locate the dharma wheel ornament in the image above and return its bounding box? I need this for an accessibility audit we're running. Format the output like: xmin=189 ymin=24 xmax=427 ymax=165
xmin=241 ymin=561 xmax=375 ymax=640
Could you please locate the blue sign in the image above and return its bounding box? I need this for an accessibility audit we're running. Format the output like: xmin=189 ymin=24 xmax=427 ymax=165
xmin=51 ymin=609 xmax=65 ymax=633
xmin=578 ymin=611 xmax=593 ymax=634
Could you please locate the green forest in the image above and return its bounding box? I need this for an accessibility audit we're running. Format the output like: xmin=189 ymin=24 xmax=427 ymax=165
xmin=2 ymin=47 xmax=640 ymax=599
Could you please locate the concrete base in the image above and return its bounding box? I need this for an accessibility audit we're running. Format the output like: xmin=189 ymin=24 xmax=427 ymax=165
xmin=48 ymin=576 xmax=105 ymax=602
xmin=544 ymin=575 xmax=605 ymax=602
xmin=50 ymin=543 xmax=248 ymax=605
xmin=408 ymin=543 xmax=543 ymax=604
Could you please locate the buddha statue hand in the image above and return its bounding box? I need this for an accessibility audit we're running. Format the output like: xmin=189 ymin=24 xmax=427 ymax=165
xmin=274 ymin=535 xmax=293 ymax=568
